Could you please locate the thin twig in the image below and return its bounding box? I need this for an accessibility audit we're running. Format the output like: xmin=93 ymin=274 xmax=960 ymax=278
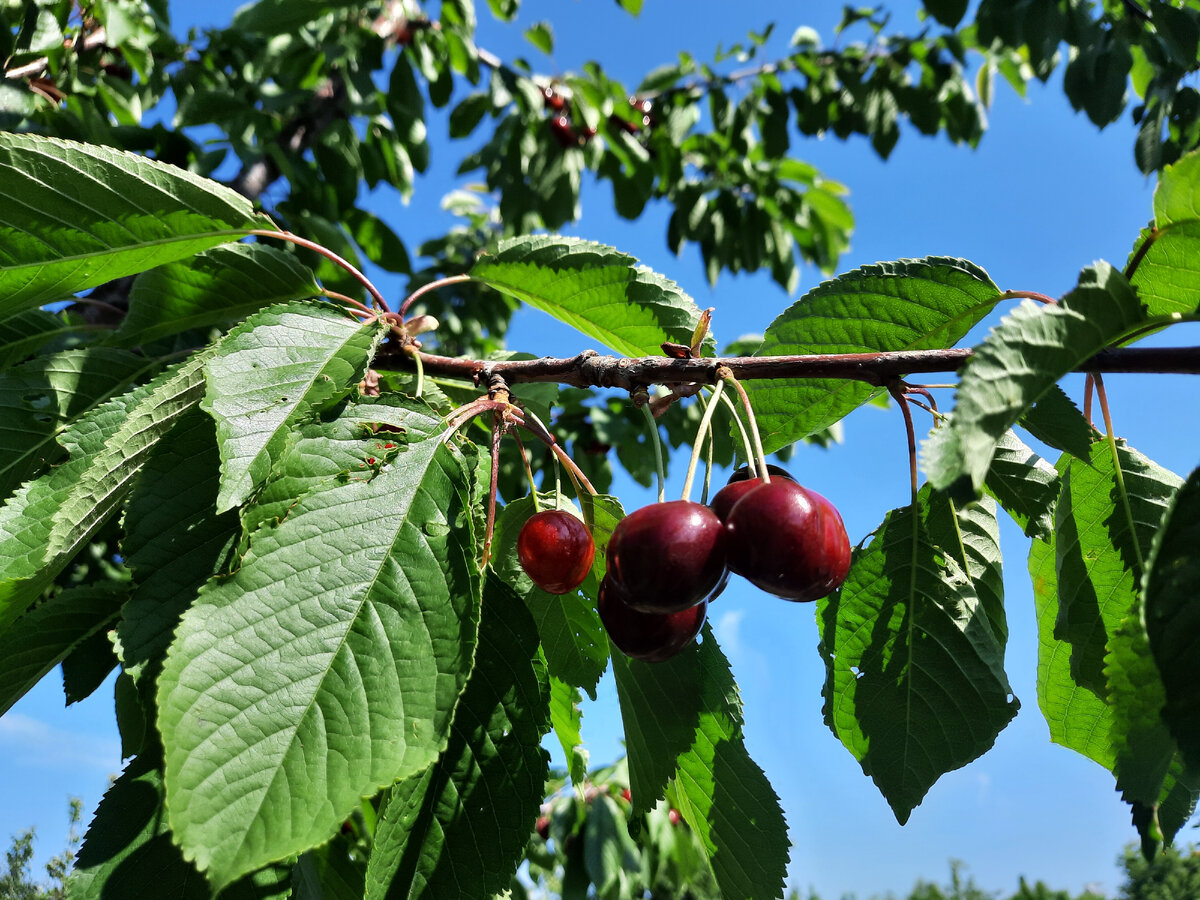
xmin=249 ymin=229 xmax=390 ymax=312
xmin=399 ymin=274 xmax=473 ymax=318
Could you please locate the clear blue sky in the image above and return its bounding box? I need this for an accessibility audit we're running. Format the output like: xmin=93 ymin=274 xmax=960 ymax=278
xmin=4 ymin=1 xmax=1197 ymax=897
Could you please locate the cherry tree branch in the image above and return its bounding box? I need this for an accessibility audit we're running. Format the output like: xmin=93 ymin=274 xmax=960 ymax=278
xmin=372 ymin=345 xmax=1200 ymax=390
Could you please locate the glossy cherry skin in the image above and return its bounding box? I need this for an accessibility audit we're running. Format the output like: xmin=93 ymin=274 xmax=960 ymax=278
xmin=517 ymin=509 xmax=595 ymax=595
xmin=709 ymin=464 xmax=795 ymax=523
xmin=597 ymin=574 xmax=707 ymax=662
xmin=724 ymin=479 xmax=851 ymax=601
xmin=605 ymin=500 xmax=726 ymax=613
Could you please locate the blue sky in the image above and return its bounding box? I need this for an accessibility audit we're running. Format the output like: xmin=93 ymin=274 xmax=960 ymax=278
xmin=4 ymin=1 xmax=1198 ymax=897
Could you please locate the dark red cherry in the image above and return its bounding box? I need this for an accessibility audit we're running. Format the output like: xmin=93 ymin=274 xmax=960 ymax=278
xmin=598 ymin=574 xmax=706 ymax=662
xmin=709 ymin=464 xmax=796 ymax=523
xmin=535 ymin=815 xmax=551 ymax=840
xmin=517 ymin=509 xmax=595 ymax=594
xmin=549 ymin=115 xmax=575 ymax=147
xmin=605 ymin=500 xmax=726 ymax=613
xmin=724 ymin=479 xmax=851 ymax=601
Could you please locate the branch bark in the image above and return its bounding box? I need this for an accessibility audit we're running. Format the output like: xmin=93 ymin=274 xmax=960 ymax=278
xmin=374 ymin=345 xmax=1200 ymax=390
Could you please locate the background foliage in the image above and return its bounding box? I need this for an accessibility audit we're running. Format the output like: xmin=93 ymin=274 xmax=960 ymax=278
xmin=4 ymin=1 xmax=1200 ymax=898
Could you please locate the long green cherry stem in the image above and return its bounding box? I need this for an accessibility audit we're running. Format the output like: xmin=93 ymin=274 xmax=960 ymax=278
xmin=640 ymin=402 xmax=666 ymax=503
xmin=721 ymin=369 xmax=770 ymax=483
xmin=716 ymin=388 xmax=756 ymax=475
xmin=680 ymin=380 xmax=725 ymax=503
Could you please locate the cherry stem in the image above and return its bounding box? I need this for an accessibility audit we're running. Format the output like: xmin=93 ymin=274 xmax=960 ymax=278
xmin=1094 ymin=373 xmax=1144 ymax=573
xmin=681 ymin=379 xmax=725 ymax=503
xmin=399 ymin=274 xmax=474 ymax=319
xmin=716 ymin=388 xmax=756 ymax=474
xmin=512 ymin=430 xmax=539 ymax=511
xmin=443 ymin=397 xmax=523 ymax=442
xmin=518 ymin=407 xmax=597 ymax=497
xmin=248 ymin=229 xmax=390 ymax=312
xmin=721 ymin=370 xmax=770 ymax=484
xmin=701 ymin=399 xmax=715 ymax=506
xmin=640 ymin=401 xmax=667 ymax=503
xmin=1083 ymin=374 xmax=1095 ymax=427
xmin=412 ymin=349 xmax=425 ymax=398
xmin=1001 ymin=289 xmax=1057 ymax=305
xmin=482 ymin=413 xmax=503 ymax=569
xmin=321 ymin=289 xmax=376 ymax=317
xmin=888 ymin=381 xmax=920 ymax=502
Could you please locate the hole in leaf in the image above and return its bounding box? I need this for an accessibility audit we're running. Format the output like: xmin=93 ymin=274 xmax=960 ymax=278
xmin=23 ymin=393 xmax=51 ymax=409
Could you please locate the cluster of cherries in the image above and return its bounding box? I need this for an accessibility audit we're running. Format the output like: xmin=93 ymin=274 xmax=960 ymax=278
xmin=517 ymin=465 xmax=851 ymax=663
xmin=544 ymin=89 xmax=656 ymax=149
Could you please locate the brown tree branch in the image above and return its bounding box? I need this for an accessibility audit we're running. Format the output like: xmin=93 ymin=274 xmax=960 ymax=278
xmin=372 ymin=345 xmax=1200 ymax=390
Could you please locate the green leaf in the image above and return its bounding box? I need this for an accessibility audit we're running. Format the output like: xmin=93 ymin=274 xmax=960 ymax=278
xmin=1144 ymin=465 xmax=1200 ymax=772
xmin=114 ymin=243 xmax=321 ymax=348
xmin=549 ymin=675 xmax=589 ymax=786
xmin=68 ymin=744 xmax=293 ymax=900
xmin=231 ymin=0 xmax=357 ymax=33
xmin=68 ymin=750 xmax=213 ymax=900
xmin=1152 ymin=149 xmax=1200 ymax=226
xmin=744 ymin=257 xmax=1000 ymax=454
xmin=1019 ymin=384 xmax=1095 ymax=460
xmin=1030 ymin=519 xmax=1113 ymax=770
xmin=62 ymin=627 xmax=119 ymax=705
xmin=0 ymin=133 xmax=271 ymax=315
xmin=583 ymin=794 xmax=641 ymax=898
xmin=0 ymin=309 xmax=95 ymax=369
xmin=0 ymin=353 xmax=208 ymax=632
xmin=365 ymin=574 xmax=550 ymax=899
xmin=923 ymin=0 xmax=967 ymax=27
xmin=1127 ymin=220 xmax=1200 ymax=317
xmin=924 ymin=494 xmax=1008 ymax=646
xmin=983 ymin=429 xmax=1060 ymax=541
xmin=491 ymin=493 xmax=610 ymax=698
xmin=46 ymin=352 xmax=211 ymax=559
xmin=615 ymin=0 xmax=643 ymax=14
xmin=668 ymin=630 xmax=790 ymax=900
xmin=202 ymin=301 xmax=385 ymax=512
xmin=612 ymin=642 xmax=704 ymax=816
xmin=1033 ymin=443 xmax=1196 ymax=830
xmin=818 ymin=486 xmax=1018 ymax=823
xmin=117 ymin=408 xmax=240 ymax=676
xmin=0 ymin=347 xmax=151 ymax=501
xmin=0 ymin=582 xmax=125 ymax=717
xmin=344 ymin=208 xmax=412 ymax=275
xmin=157 ymin=424 xmax=480 ymax=891
xmin=924 ymin=262 xmax=1148 ymax=500
xmin=524 ymin=21 xmax=554 ymax=54
xmin=1127 ymin=153 xmax=1200 ymax=316
xmin=471 ymin=236 xmax=715 ymax=357
xmin=238 ymin=394 xmax=444 ymax=550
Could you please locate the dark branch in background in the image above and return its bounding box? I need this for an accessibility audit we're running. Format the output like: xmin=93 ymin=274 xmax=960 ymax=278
xmin=229 ymin=75 xmax=349 ymax=201
xmin=374 ymin=345 xmax=1200 ymax=390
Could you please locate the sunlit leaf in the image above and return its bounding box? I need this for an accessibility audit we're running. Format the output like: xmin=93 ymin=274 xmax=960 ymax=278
xmin=924 ymin=262 xmax=1148 ymax=500
xmin=203 ymin=301 xmax=386 ymax=512
xmin=818 ymin=486 xmax=1018 ymax=823
xmin=115 ymin=243 xmax=320 ymax=348
xmin=157 ymin=424 xmax=480 ymax=890
xmin=365 ymin=575 xmax=550 ymax=898
xmin=471 ymin=236 xmax=715 ymax=357
xmin=745 ymin=257 xmax=999 ymax=454
xmin=0 ymin=133 xmax=270 ymax=314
